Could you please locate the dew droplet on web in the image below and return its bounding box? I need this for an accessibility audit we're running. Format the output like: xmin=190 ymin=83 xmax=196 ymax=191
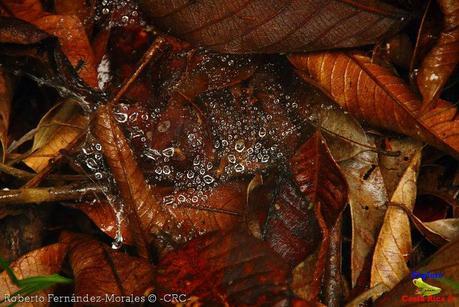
xmin=162 ymin=147 xmax=174 ymax=157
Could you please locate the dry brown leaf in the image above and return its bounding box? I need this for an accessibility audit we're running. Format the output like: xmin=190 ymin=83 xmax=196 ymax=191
xmin=378 ymin=137 xmax=424 ymax=198
xmin=289 ymin=52 xmax=459 ymax=158
xmin=416 ymin=0 xmax=459 ymax=110
xmin=370 ymin=149 xmax=422 ymax=292
xmin=140 ymin=0 xmax=408 ymax=53
xmin=0 ymin=243 xmax=67 ymax=306
xmin=63 ymin=233 xmax=154 ymax=301
xmin=23 ymin=99 xmax=88 ymax=172
xmin=410 ymin=215 xmax=459 ymax=246
xmin=3 ymin=0 xmax=98 ymax=87
xmin=295 ymin=81 xmax=371 ymax=162
xmin=339 ymin=137 xmax=388 ymax=287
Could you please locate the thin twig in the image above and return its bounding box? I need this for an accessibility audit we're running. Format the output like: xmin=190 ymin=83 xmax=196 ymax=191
xmin=0 ymin=184 xmax=104 ymax=206
xmin=109 ymin=36 xmax=166 ymax=107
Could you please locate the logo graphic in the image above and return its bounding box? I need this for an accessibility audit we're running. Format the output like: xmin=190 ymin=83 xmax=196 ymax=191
xmin=412 ymin=278 xmax=442 ymax=297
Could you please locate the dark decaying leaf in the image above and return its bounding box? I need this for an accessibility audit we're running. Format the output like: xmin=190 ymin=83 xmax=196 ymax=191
xmin=376 ymin=237 xmax=459 ymax=306
xmin=261 ymin=177 xmax=322 ymax=268
xmin=140 ymin=0 xmax=409 ymax=53
xmin=290 ymin=52 xmax=459 ymax=158
xmin=288 ymin=131 xmax=348 ymax=301
xmin=290 ymin=130 xmax=348 ymax=226
xmin=62 ymin=233 xmax=154 ymax=299
xmin=416 ymin=0 xmax=459 ymax=110
xmin=155 ymin=229 xmax=290 ymax=306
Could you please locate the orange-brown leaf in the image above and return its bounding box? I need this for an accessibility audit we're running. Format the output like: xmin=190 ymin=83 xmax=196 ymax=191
xmin=417 ymin=0 xmax=459 ymax=109
xmin=0 ymin=243 xmax=68 ymax=306
xmin=93 ymin=104 xmax=170 ymax=258
xmin=289 ymin=52 xmax=459 ymax=157
xmin=64 ymin=233 xmax=154 ymax=300
xmin=0 ymin=68 xmax=11 ymax=162
xmin=140 ymin=0 xmax=408 ymax=53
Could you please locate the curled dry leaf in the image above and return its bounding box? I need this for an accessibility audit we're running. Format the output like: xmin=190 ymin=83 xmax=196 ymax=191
xmin=376 ymin=236 xmax=459 ymax=306
xmin=2 ymin=0 xmax=98 ymax=87
xmin=0 ymin=243 xmax=67 ymax=306
xmin=416 ymin=0 xmax=459 ymax=110
xmin=371 ymin=149 xmax=422 ymax=293
xmin=339 ymin=137 xmax=388 ymax=287
xmin=140 ymin=0 xmax=408 ymax=53
xmin=0 ymin=68 xmax=11 ymax=162
xmin=63 ymin=233 xmax=154 ymax=300
xmin=409 ymin=213 xmax=459 ymax=246
xmin=289 ymin=52 xmax=459 ymax=158
xmin=156 ymin=229 xmax=290 ymax=306
xmin=23 ymin=99 xmax=88 ymax=172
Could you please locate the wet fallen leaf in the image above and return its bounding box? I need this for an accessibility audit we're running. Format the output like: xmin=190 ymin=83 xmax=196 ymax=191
xmin=156 ymin=229 xmax=290 ymax=306
xmin=371 ymin=149 xmax=422 ymax=293
xmin=378 ymin=137 xmax=424 ymax=198
xmin=140 ymin=0 xmax=408 ymax=53
xmin=63 ymin=233 xmax=154 ymax=299
xmin=289 ymin=52 xmax=459 ymax=158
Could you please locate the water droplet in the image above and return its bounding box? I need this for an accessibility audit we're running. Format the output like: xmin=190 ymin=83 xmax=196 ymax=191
xmin=163 ymin=195 xmax=175 ymax=205
xmin=187 ymin=171 xmax=195 ymax=179
xmin=258 ymin=127 xmax=267 ymax=138
xmin=228 ymin=154 xmax=236 ymax=163
xmin=113 ymin=112 xmax=128 ymax=123
xmin=203 ymin=175 xmax=215 ymax=184
xmin=163 ymin=165 xmax=171 ymax=175
xmin=144 ymin=148 xmax=161 ymax=160
xmin=162 ymin=147 xmax=175 ymax=157
xmin=235 ymin=140 xmax=245 ymax=152
xmin=94 ymin=172 xmax=103 ymax=179
xmin=155 ymin=166 xmax=163 ymax=175
xmin=235 ymin=164 xmax=245 ymax=173
xmin=86 ymin=158 xmax=98 ymax=170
